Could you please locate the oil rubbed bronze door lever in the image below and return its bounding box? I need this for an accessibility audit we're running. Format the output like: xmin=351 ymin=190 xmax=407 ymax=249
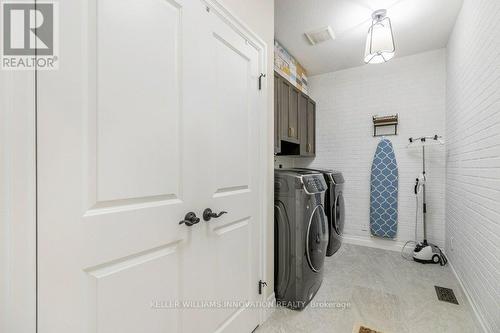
xmin=179 ymin=212 xmax=200 ymax=226
xmin=203 ymin=208 xmax=227 ymax=221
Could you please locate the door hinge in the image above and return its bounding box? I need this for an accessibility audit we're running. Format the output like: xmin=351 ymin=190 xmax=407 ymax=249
xmin=258 ymin=280 xmax=267 ymax=295
xmin=258 ymin=73 xmax=266 ymax=90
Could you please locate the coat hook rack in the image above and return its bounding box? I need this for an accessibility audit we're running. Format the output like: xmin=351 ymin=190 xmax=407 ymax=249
xmin=373 ymin=114 xmax=398 ymax=137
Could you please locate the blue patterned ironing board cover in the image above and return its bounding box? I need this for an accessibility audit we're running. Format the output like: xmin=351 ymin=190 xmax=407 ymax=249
xmin=370 ymin=138 xmax=398 ymax=238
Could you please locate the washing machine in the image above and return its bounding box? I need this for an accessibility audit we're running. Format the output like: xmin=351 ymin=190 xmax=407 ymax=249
xmin=274 ymin=169 xmax=329 ymax=309
xmin=295 ymin=168 xmax=345 ymax=256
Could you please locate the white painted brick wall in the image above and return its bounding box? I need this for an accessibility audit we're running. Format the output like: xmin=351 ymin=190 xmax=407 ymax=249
xmin=446 ymin=0 xmax=500 ymax=331
xmin=296 ymin=49 xmax=447 ymax=248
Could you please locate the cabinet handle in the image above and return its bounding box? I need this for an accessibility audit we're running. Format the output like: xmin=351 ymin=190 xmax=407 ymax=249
xmin=307 ymin=143 xmax=312 ymax=152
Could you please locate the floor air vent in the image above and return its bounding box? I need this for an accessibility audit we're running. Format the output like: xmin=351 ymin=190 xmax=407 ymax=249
xmin=435 ymin=286 xmax=459 ymax=305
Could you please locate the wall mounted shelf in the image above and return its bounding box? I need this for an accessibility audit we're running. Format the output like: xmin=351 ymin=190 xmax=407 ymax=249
xmin=373 ymin=114 xmax=398 ymax=137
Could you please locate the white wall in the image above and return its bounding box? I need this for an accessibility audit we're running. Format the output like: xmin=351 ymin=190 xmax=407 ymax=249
xmin=296 ymin=49 xmax=447 ymax=249
xmin=445 ymin=0 xmax=500 ymax=331
xmin=218 ymin=0 xmax=275 ymax=298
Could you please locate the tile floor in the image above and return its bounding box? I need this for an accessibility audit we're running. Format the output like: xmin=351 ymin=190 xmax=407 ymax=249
xmin=257 ymin=243 xmax=481 ymax=333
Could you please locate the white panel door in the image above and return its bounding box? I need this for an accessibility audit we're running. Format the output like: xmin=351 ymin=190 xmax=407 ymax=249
xmin=180 ymin=8 xmax=262 ymax=333
xmin=37 ymin=0 xmax=264 ymax=333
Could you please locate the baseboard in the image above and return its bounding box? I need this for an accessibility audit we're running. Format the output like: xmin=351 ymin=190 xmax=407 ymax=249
xmin=448 ymin=261 xmax=490 ymax=333
xmin=342 ymin=235 xmax=407 ymax=252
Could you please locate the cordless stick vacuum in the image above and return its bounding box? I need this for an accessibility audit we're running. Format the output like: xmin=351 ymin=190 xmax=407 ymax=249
xmin=409 ymin=135 xmax=447 ymax=266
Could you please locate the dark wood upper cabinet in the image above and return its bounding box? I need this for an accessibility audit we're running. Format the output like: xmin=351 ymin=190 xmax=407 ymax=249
xmin=299 ymin=93 xmax=308 ymax=155
xmin=275 ymin=71 xmax=315 ymax=157
xmin=306 ymin=99 xmax=316 ymax=156
xmin=274 ymin=73 xmax=281 ymax=154
xmin=287 ymin=87 xmax=300 ymax=143
xmin=278 ymin=77 xmax=290 ymax=142
xmin=278 ymin=75 xmax=300 ymax=144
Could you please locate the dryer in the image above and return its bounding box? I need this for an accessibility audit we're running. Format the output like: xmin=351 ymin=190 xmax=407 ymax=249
xmin=274 ymin=169 xmax=328 ymax=309
xmin=295 ymin=168 xmax=345 ymax=256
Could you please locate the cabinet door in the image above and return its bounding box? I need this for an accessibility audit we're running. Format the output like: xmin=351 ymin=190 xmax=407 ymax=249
xmin=306 ymin=99 xmax=316 ymax=156
xmin=299 ymin=93 xmax=308 ymax=155
xmin=279 ymin=77 xmax=290 ymax=141
xmin=274 ymin=73 xmax=281 ymax=153
xmin=288 ymin=87 xmax=300 ymax=143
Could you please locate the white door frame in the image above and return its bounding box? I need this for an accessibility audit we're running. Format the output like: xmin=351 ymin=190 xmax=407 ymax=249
xmin=0 ymin=70 xmax=37 ymax=332
xmin=0 ymin=0 xmax=269 ymax=331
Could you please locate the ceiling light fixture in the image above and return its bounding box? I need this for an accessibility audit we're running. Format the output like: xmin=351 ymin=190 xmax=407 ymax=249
xmin=364 ymin=9 xmax=395 ymax=64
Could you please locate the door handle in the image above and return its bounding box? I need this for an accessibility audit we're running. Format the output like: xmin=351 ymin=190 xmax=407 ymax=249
xmin=179 ymin=212 xmax=200 ymax=227
xmin=203 ymin=208 xmax=227 ymax=221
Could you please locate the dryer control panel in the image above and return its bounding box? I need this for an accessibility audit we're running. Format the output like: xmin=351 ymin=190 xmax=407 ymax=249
xmin=303 ymin=175 xmax=327 ymax=193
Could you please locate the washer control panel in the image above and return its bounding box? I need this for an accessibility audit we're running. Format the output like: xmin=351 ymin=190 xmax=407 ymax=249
xmin=303 ymin=175 xmax=327 ymax=193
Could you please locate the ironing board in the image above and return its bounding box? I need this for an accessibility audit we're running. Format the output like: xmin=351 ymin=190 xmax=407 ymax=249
xmin=370 ymin=138 xmax=398 ymax=238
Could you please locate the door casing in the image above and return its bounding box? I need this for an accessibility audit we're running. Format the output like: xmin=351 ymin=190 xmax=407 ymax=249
xmin=0 ymin=64 xmax=36 ymax=332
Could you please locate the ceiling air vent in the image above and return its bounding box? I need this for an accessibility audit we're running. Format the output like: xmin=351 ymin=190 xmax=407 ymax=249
xmin=305 ymin=26 xmax=335 ymax=45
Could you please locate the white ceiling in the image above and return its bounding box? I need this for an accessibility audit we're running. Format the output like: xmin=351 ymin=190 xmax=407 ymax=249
xmin=275 ymin=0 xmax=463 ymax=75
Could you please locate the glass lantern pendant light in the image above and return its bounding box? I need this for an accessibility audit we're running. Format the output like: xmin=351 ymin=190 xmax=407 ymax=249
xmin=364 ymin=9 xmax=395 ymax=64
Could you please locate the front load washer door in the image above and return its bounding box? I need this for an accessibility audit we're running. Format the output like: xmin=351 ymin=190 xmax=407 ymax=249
xmin=274 ymin=201 xmax=291 ymax=299
xmin=334 ymin=192 xmax=345 ymax=235
xmin=306 ymin=206 xmax=329 ymax=272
